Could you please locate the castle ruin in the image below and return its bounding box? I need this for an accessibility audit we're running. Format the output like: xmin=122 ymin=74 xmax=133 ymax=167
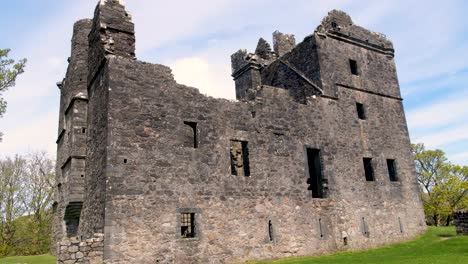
xmin=52 ymin=0 xmax=427 ymax=263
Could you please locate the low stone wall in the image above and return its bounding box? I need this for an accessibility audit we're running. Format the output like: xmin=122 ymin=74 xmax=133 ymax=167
xmin=454 ymin=210 xmax=468 ymax=235
xmin=57 ymin=233 xmax=104 ymax=264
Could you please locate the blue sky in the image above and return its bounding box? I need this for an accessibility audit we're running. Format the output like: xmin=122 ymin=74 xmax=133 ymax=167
xmin=0 ymin=0 xmax=467 ymax=165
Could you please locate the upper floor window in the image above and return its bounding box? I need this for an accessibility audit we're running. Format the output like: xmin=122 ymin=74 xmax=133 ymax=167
xmin=349 ymin=59 xmax=358 ymax=75
xmin=356 ymin=103 xmax=366 ymax=120
xmin=363 ymin=157 xmax=375 ymax=181
xmin=387 ymin=159 xmax=398 ymax=181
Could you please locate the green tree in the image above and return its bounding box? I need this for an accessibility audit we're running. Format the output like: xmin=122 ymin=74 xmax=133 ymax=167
xmin=0 ymin=48 xmax=26 ymax=140
xmin=0 ymin=152 xmax=55 ymax=257
xmin=412 ymin=143 xmax=468 ymax=226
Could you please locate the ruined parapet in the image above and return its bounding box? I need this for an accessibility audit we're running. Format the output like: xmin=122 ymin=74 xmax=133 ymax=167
xmin=316 ymin=9 xmax=394 ymax=57
xmin=56 ymin=233 xmax=104 ymax=264
xmin=273 ymin=31 xmax=296 ymax=57
xmin=454 ymin=210 xmax=468 ymax=235
xmin=88 ymin=0 xmax=135 ymax=85
xmin=231 ymin=50 xmax=262 ymax=101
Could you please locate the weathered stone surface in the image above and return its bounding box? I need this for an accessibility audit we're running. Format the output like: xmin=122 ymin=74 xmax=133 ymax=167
xmin=57 ymin=234 xmax=104 ymax=264
xmin=53 ymin=1 xmax=426 ymax=263
xmin=454 ymin=210 xmax=468 ymax=235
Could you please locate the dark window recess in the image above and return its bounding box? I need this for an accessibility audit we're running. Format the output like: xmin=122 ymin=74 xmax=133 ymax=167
xmin=123 ymin=159 xmax=128 ymax=164
xmin=268 ymin=220 xmax=274 ymax=241
xmin=356 ymin=103 xmax=366 ymax=120
xmin=82 ymin=127 xmax=86 ymax=134
xmin=318 ymin=218 xmax=324 ymax=238
xmin=343 ymin=237 xmax=348 ymax=246
xmin=387 ymin=159 xmax=398 ymax=181
xmin=349 ymin=59 xmax=358 ymax=75
xmin=361 ymin=217 xmax=370 ymax=237
xmin=306 ymin=148 xmax=325 ymax=198
xmin=52 ymin=202 xmax=58 ymax=214
xmin=230 ymin=140 xmax=250 ymax=177
xmin=81 ymin=174 xmax=85 ymax=178
xmin=398 ymin=217 xmax=404 ymax=233
xmin=331 ymin=21 xmax=338 ymax=29
xmin=64 ymin=202 xmax=82 ymax=238
xmin=181 ymin=213 xmax=195 ymax=238
xmin=183 ymin=121 xmax=198 ymax=148
xmin=363 ymin=158 xmax=375 ymax=181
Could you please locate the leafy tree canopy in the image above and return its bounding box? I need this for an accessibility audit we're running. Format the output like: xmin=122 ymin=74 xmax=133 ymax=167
xmin=0 ymin=48 xmax=26 ymax=140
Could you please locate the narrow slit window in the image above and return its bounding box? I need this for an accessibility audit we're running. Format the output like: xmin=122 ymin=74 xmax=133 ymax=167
xmin=363 ymin=158 xmax=374 ymax=181
xmin=398 ymin=217 xmax=404 ymax=233
xmin=356 ymin=103 xmax=366 ymax=120
xmin=387 ymin=159 xmax=398 ymax=181
xmin=306 ymin=148 xmax=324 ymax=198
xmin=183 ymin=121 xmax=198 ymax=148
xmin=180 ymin=213 xmax=195 ymax=238
xmin=230 ymin=140 xmax=250 ymax=177
xmin=318 ymin=218 xmax=324 ymax=238
xmin=82 ymin=127 xmax=86 ymax=134
xmin=349 ymin=59 xmax=358 ymax=75
xmin=268 ymin=220 xmax=273 ymax=241
xmin=361 ymin=217 xmax=369 ymax=237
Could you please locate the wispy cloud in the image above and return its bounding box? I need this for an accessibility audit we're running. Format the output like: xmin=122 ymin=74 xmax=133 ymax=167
xmin=407 ymin=95 xmax=468 ymax=130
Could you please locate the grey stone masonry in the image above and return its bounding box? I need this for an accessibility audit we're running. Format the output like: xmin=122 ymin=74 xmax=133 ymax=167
xmin=454 ymin=210 xmax=468 ymax=235
xmin=53 ymin=1 xmax=427 ymax=263
xmin=57 ymin=233 xmax=104 ymax=264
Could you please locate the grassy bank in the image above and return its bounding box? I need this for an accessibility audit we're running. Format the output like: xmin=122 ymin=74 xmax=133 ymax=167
xmin=252 ymin=226 xmax=468 ymax=264
xmin=0 ymin=254 xmax=55 ymax=264
xmin=0 ymin=227 xmax=466 ymax=264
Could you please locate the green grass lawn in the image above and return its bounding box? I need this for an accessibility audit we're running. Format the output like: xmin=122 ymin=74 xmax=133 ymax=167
xmin=0 ymin=227 xmax=466 ymax=264
xmin=252 ymin=226 xmax=468 ymax=264
xmin=0 ymin=254 xmax=55 ymax=264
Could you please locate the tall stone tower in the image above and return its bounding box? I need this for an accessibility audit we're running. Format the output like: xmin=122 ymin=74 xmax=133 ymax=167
xmin=53 ymin=2 xmax=426 ymax=263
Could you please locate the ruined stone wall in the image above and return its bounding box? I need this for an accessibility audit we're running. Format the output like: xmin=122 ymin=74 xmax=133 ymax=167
xmin=53 ymin=19 xmax=92 ymax=253
xmin=92 ymin=55 xmax=425 ymax=263
xmin=77 ymin=62 xmax=110 ymax=239
xmin=56 ymin=233 xmax=104 ymax=264
xmin=454 ymin=210 xmax=468 ymax=235
xmin=78 ymin=0 xmax=136 ymax=240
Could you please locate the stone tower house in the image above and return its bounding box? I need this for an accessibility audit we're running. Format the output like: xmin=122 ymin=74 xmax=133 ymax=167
xmin=53 ymin=1 xmax=426 ymax=263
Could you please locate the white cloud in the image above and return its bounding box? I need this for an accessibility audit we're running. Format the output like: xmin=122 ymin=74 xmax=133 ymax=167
xmin=0 ymin=111 xmax=57 ymax=158
xmin=170 ymin=57 xmax=235 ymax=100
xmin=449 ymin=152 xmax=468 ymax=166
xmin=414 ymin=124 xmax=468 ymax=149
xmin=407 ymin=95 xmax=468 ymax=130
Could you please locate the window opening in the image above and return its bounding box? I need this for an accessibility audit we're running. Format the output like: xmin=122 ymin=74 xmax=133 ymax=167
xmin=349 ymin=59 xmax=358 ymax=75
xmin=268 ymin=220 xmax=273 ymax=241
xmin=363 ymin=158 xmax=374 ymax=181
xmin=181 ymin=213 xmax=195 ymax=238
xmin=319 ymin=218 xmax=324 ymax=238
xmin=387 ymin=159 xmax=398 ymax=181
xmin=306 ymin=148 xmax=324 ymax=198
xmin=183 ymin=121 xmax=198 ymax=148
xmin=362 ymin=217 xmax=369 ymax=237
xmin=230 ymin=140 xmax=250 ymax=176
xmin=356 ymin=103 xmax=366 ymax=120
xmin=398 ymin=217 xmax=404 ymax=233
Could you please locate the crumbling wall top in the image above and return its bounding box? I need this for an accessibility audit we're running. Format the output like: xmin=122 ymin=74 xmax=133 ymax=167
xmin=316 ymin=9 xmax=394 ymax=52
